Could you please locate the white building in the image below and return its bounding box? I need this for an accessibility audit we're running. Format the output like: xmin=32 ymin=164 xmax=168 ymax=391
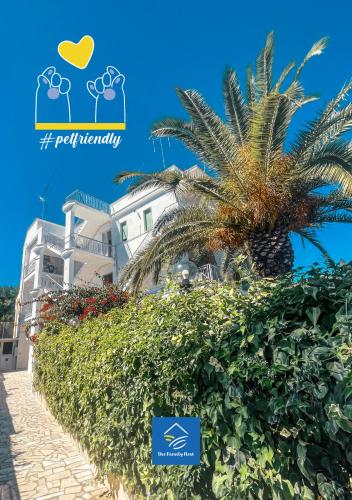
xmin=13 ymin=165 xmax=204 ymax=371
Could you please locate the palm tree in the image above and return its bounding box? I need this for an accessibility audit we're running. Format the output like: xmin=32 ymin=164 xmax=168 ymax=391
xmin=116 ymin=33 xmax=352 ymax=292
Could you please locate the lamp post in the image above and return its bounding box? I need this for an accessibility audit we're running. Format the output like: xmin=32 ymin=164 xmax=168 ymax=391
xmin=180 ymin=269 xmax=192 ymax=291
xmin=172 ymin=260 xmax=198 ymax=291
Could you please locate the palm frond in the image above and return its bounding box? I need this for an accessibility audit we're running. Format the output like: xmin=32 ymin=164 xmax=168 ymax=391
xmin=300 ymin=141 xmax=352 ymax=194
xmin=151 ymin=118 xmax=204 ymax=158
xmin=152 ymin=205 xmax=196 ymax=235
xmin=249 ymin=93 xmax=291 ymax=174
xmin=283 ymin=80 xmax=305 ymax=102
xmin=320 ymin=80 xmax=352 ymax=120
xmin=294 ymin=227 xmax=334 ymax=265
xmin=312 ymin=188 xmax=352 ymax=209
xmin=186 ymin=177 xmax=245 ymax=209
xmin=256 ymin=31 xmax=274 ymax=97
xmin=293 ymin=95 xmax=320 ymax=111
xmin=114 ymin=170 xmax=144 ymax=184
xmin=325 ymin=200 xmax=352 ymax=211
xmin=282 ymin=81 xmax=319 ymax=111
xmin=293 ymin=103 xmax=352 ymax=163
xmin=246 ymin=66 xmax=256 ymax=106
xmin=175 ymin=88 xmax=245 ymax=189
xmin=114 ymin=168 xmax=186 ymax=196
xmin=274 ymin=61 xmax=296 ymax=91
xmin=315 ymin=212 xmax=352 ymax=224
xmin=121 ymin=206 xmax=227 ymax=292
xmin=294 ymin=37 xmax=328 ymax=81
xmin=223 ymin=67 xmax=248 ymax=143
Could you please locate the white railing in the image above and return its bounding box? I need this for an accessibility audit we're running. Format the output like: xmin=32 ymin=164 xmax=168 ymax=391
xmin=41 ymin=274 xmax=64 ymax=291
xmin=68 ymin=234 xmax=115 ymax=258
xmin=65 ymin=190 xmax=110 ymax=214
xmin=24 ymin=259 xmax=37 ymax=277
xmin=197 ymin=264 xmax=221 ymax=281
xmin=44 ymin=232 xmax=65 ymax=250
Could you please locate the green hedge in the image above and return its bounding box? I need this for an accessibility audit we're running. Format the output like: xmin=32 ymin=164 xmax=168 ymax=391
xmin=34 ymin=266 xmax=352 ymax=499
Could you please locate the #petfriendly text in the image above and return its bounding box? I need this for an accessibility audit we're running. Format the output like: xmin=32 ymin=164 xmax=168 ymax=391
xmin=39 ymin=132 xmax=122 ymax=150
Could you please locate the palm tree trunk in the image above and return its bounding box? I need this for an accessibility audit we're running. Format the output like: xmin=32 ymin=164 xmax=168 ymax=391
xmin=247 ymin=219 xmax=294 ymax=277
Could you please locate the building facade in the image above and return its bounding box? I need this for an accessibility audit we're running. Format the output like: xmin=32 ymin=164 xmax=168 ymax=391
xmin=13 ymin=165 xmax=203 ymax=371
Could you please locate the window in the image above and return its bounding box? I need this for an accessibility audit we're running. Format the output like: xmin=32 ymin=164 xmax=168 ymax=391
xmin=120 ymin=221 xmax=128 ymax=241
xmin=102 ymin=230 xmax=113 ymax=257
xmin=143 ymin=208 xmax=153 ymax=232
xmin=3 ymin=342 xmax=13 ymax=355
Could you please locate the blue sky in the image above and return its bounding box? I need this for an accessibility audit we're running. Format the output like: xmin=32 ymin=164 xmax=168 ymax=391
xmin=1 ymin=0 xmax=352 ymax=286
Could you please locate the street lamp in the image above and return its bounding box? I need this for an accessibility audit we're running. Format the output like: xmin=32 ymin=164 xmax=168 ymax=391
xmin=172 ymin=260 xmax=198 ymax=290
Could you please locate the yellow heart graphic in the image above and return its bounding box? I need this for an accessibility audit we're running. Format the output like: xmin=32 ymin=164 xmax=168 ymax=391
xmin=58 ymin=35 xmax=94 ymax=69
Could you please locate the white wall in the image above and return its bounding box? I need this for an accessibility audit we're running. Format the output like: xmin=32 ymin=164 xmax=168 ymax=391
xmin=113 ymin=190 xmax=177 ymax=276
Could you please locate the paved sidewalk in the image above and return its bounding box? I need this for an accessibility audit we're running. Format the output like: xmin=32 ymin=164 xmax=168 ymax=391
xmin=0 ymin=371 xmax=109 ymax=500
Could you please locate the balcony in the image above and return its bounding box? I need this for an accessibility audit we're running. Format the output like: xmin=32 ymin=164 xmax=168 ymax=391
xmin=67 ymin=234 xmax=115 ymax=258
xmin=24 ymin=259 xmax=37 ymax=278
xmin=65 ymin=190 xmax=110 ymax=214
xmin=44 ymin=232 xmax=65 ymax=250
xmin=41 ymin=274 xmax=63 ymax=291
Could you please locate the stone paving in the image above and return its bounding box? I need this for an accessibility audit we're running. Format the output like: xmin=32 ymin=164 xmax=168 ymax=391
xmin=0 ymin=371 xmax=110 ymax=500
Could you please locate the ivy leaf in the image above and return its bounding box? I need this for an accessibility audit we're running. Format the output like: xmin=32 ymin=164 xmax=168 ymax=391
xmin=317 ymin=473 xmax=336 ymax=500
xmin=306 ymin=306 xmax=321 ymax=326
xmin=297 ymin=442 xmax=315 ymax=485
xmin=313 ymin=382 xmax=328 ymax=400
xmin=326 ymin=362 xmax=346 ymax=381
xmin=326 ymin=404 xmax=352 ymax=433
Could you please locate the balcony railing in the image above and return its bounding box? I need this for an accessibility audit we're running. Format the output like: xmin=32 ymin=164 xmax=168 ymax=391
xmin=65 ymin=190 xmax=110 ymax=214
xmin=24 ymin=259 xmax=37 ymax=277
xmin=197 ymin=264 xmax=221 ymax=281
xmin=41 ymin=274 xmax=64 ymax=291
xmin=67 ymin=234 xmax=115 ymax=258
xmin=44 ymin=232 xmax=65 ymax=250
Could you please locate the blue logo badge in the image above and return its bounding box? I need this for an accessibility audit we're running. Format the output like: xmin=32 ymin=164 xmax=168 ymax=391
xmin=152 ymin=417 xmax=200 ymax=465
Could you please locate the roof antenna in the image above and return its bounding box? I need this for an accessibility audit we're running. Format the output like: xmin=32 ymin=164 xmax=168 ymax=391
xmin=39 ymin=169 xmax=57 ymax=220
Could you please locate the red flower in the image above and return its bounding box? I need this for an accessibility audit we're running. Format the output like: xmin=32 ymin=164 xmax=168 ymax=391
xmin=85 ymin=297 xmax=97 ymax=304
xmin=40 ymin=302 xmax=52 ymax=313
xmin=30 ymin=334 xmax=38 ymax=344
xmin=110 ymin=294 xmax=118 ymax=302
xmin=79 ymin=306 xmax=98 ymax=319
xmin=101 ymin=298 xmax=108 ymax=305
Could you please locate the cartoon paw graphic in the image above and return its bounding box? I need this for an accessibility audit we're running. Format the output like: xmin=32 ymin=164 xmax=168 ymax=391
xmin=87 ymin=66 xmax=125 ymax=123
xmin=35 ymin=66 xmax=71 ymax=123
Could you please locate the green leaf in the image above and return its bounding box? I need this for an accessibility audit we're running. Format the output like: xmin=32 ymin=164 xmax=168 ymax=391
xmin=313 ymin=382 xmax=328 ymax=400
xmin=326 ymin=362 xmax=346 ymax=381
xmin=317 ymin=473 xmax=335 ymax=500
xmin=297 ymin=442 xmax=315 ymax=485
xmin=326 ymin=404 xmax=352 ymax=433
xmin=306 ymin=306 xmax=321 ymax=326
